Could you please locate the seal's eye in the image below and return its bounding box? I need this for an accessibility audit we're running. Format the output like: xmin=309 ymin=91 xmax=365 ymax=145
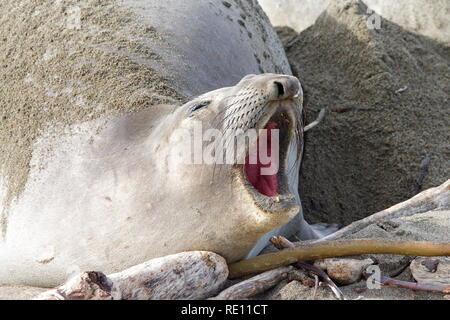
xmin=188 ymin=101 xmax=210 ymax=116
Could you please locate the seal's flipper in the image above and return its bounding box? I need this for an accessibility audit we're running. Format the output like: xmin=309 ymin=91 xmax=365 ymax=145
xmin=310 ymin=223 xmax=341 ymax=238
xmin=245 ymin=216 xmax=341 ymax=259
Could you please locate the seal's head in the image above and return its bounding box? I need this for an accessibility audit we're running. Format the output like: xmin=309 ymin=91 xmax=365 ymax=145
xmin=158 ymin=74 xmax=305 ymax=261
xmin=0 ymin=74 xmax=306 ymax=286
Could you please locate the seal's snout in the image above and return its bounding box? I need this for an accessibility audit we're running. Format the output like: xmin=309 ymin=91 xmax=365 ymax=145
xmin=235 ymin=74 xmax=304 ymax=204
xmin=270 ymin=76 xmax=302 ymax=101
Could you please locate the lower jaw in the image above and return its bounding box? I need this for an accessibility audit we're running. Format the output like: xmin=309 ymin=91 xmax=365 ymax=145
xmin=236 ymin=165 xmax=299 ymax=218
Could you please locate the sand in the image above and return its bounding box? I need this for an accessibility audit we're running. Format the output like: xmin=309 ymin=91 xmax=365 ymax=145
xmin=258 ymin=0 xmax=450 ymax=45
xmin=0 ymin=0 xmax=181 ymax=230
xmin=277 ymin=0 xmax=449 ymax=225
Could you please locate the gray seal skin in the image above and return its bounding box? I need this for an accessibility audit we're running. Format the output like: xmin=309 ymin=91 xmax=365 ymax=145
xmin=0 ymin=1 xmax=333 ymax=287
xmin=0 ymin=74 xmax=328 ymax=287
xmin=123 ymin=0 xmax=292 ymax=96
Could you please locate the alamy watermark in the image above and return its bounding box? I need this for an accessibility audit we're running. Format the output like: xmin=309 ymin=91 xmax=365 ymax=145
xmin=366 ymin=9 xmax=381 ymax=30
xmin=366 ymin=265 xmax=382 ymax=289
xmin=169 ymin=121 xmax=280 ymax=176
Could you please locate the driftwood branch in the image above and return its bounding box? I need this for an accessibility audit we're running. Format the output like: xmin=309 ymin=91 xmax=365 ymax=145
xmin=270 ymin=235 xmax=297 ymax=250
xmin=317 ymin=179 xmax=449 ymax=242
xmin=210 ymin=266 xmax=292 ymax=300
xmin=228 ymin=240 xmax=450 ymax=279
xmin=34 ymin=271 xmax=113 ymax=300
xmin=413 ymin=153 xmax=432 ymax=196
xmin=304 ymin=108 xmax=326 ymax=132
xmin=35 ymin=251 xmax=228 ymax=300
xmin=312 ymin=275 xmax=319 ymax=299
xmin=378 ymin=277 xmax=450 ymax=294
xmin=296 ymin=262 xmax=345 ymax=300
xmin=363 ymin=271 xmax=450 ymax=294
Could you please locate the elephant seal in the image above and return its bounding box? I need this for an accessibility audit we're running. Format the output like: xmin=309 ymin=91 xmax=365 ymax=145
xmin=0 ymin=1 xmax=334 ymax=287
xmin=0 ymin=73 xmax=332 ymax=287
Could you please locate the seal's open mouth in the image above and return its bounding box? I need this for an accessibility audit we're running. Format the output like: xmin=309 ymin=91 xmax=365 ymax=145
xmin=244 ymin=121 xmax=279 ymax=197
xmin=239 ymin=104 xmax=300 ymax=214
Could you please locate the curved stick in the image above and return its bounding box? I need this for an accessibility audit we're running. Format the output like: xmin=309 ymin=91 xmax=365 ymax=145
xmin=303 ymin=108 xmax=325 ymax=132
xmin=228 ymin=240 xmax=450 ymax=279
xmin=210 ymin=266 xmax=292 ymax=300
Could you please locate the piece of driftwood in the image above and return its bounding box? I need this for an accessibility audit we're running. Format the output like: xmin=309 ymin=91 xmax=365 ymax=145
xmin=228 ymin=240 xmax=450 ymax=279
xmin=304 ymin=108 xmax=325 ymax=132
xmin=394 ymin=86 xmax=408 ymax=94
xmin=312 ymin=274 xmax=319 ymax=299
xmin=413 ymin=153 xmax=432 ymax=196
xmin=318 ymin=179 xmax=449 ymax=242
xmin=363 ymin=271 xmax=450 ymax=294
xmin=34 ymin=271 xmax=113 ymax=300
xmin=35 ymin=251 xmax=228 ymax=300
xmin=210 ymin=266 xmax=292 ymax=300
xmin=296 ymin=261 xmax=345 ymax=300
xmin=410 ymin=257 xmax=450 ymax=287
xmin=109 ymin=251 xmax=228 ymax=300
xmin=270 ymin=235 xmax=297 ymax=250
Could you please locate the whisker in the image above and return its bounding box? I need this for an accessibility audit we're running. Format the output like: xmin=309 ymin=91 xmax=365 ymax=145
xmin=286 ymin=101 xmax=304 ymax=177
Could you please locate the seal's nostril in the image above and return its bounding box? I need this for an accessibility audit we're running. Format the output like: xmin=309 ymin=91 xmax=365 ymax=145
xmin=274 ymin=81 xmax=285 ymax=98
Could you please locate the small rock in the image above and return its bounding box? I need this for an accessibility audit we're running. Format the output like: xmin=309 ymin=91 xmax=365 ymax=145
xmin=410 ymin=257 xmax=450 ymax=287
xmin=314 ymin=258 xmax=374 ymax=285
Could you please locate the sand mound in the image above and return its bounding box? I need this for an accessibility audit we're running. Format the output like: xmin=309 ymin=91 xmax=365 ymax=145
xmin=277 ymin=0 xmax=449 ymax=225
xmin=259 ymin=0 xmax=450 ymax=45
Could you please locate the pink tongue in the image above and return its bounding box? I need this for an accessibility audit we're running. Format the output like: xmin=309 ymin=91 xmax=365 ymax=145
xmin=244 ymin=122 xmax=278 ymax=197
